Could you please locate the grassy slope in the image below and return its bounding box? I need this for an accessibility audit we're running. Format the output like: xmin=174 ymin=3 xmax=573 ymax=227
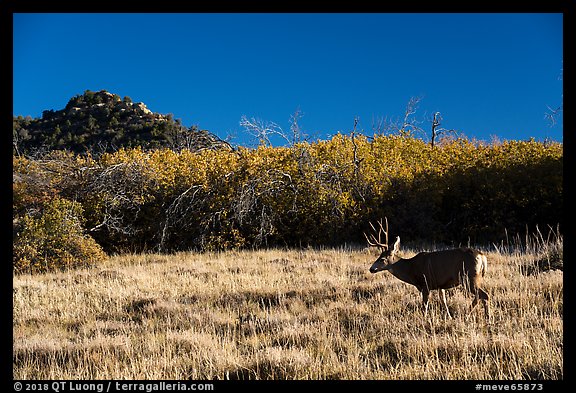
xmin=13 ymin=247 xmax=562 ymax=380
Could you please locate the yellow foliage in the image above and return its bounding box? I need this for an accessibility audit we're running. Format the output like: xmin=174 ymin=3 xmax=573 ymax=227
xmin=13 ymin=197 xmax=107 ymax=273
xmin=13 ymin=135 xmax=563 ymax=259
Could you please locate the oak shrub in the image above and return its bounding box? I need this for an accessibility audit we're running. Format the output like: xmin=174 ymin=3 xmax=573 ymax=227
xmin=13 ymin=134 xmax=562 ymax=268
xmin=13 ymin=197 xmax=106 ymax=273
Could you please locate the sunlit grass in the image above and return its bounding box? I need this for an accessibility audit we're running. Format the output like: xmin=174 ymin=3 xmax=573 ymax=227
xmin=13 ymin=242 xmax=562 ymax=379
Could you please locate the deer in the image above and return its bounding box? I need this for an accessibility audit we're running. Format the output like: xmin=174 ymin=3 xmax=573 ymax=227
xmin=364 ymin=218 xmax=489 ymax=319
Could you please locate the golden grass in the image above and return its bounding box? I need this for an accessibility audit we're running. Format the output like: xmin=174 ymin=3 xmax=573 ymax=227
xmin=13 ymin=246 xmax=563 ymax=380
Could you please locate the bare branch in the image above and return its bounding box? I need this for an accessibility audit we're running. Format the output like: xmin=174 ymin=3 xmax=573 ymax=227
xmin=289 ymin=107 xmax=307 ymax=145
xmin=430 ymin=111 xmax=442 ymax=148
xmin=349 ymin=116 xmax=367 ymax=202
xmin=158 ymin=184 xmax=203 ymax=251
xmin=400 ymin=96 xmax=424 ymax=137
xmin=544 ymin=66 xmax=563 ymax=129
xmin=372 ymin=96 xmax=426 ymax=138
xmin=427 ymin=111 xmax=460 ymax=147
xmin=544 ymin=104 xmax=563 ymax=128
xmin=240 ymin=115 xmax=291 ymax=147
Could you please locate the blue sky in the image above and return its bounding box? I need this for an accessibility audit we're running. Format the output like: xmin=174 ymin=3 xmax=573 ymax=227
xmin=13 ymin=13 xmax=563 ymax=145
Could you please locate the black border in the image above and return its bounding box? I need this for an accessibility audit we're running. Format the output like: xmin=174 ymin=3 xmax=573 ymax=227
xmin=6 ymin=1 xmax=572 ymax=388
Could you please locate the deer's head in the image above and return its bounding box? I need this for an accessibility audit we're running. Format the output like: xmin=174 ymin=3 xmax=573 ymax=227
xmin=364 ymin=218 xmax=401 ymax=273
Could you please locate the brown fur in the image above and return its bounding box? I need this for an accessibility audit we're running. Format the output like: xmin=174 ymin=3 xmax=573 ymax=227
xmin=369 ymin=238 xmax=489 ymax=318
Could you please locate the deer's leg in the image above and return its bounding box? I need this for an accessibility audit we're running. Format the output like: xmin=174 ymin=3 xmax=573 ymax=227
xmin=421 ymin=289 xmax=430 ymax=316
xmin=440 ymin=289 xmax=452 ymax=318
xmin=470 ymin=285 xmax=490 ymax=318
xmin=477 ymin=288 xmax=490 ymax=319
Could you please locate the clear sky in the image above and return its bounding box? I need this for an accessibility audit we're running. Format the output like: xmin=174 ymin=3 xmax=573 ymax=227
xmin=13 ymin=13 xmax=563 ymax=145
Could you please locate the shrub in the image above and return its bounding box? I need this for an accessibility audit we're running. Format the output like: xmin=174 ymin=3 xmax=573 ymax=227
xmin=13 ymin=197 xmax=106 ymax=274
xmin=13 ymin=135 xmax=562 ymax=257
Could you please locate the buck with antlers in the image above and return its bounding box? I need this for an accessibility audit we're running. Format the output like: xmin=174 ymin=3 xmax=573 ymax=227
xmin=365 ymin=218 xmax=489 ymax=318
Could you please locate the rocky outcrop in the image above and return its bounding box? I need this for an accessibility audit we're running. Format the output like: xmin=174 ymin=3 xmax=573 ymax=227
xmin=13 ymin=89 xmax=229 ymax=155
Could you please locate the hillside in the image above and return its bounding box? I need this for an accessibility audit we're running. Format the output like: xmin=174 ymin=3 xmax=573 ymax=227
xmin=12 ymin=90 xmax=229 ymax=155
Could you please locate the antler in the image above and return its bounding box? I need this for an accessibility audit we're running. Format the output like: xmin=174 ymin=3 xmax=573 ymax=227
xmin=364 ymin=217 xmax=389 ymax=250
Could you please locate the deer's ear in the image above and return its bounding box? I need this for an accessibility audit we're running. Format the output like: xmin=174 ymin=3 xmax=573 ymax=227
xmin=393 ymin=236 xmax=401 ymax=252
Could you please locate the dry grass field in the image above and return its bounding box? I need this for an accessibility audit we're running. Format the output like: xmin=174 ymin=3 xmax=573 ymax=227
xmin=13 ymin=242 xmax=563 ymax=380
